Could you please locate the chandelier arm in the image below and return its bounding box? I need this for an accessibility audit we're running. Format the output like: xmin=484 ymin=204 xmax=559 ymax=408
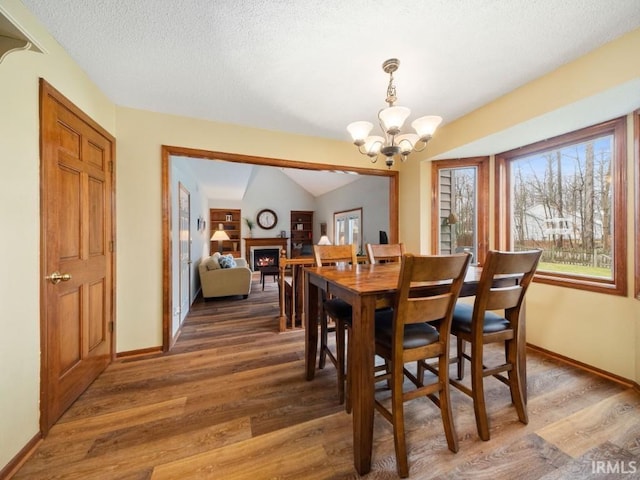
xmin=356 ymin=143 xmax=380 ymax=163
xmin=413 ymin=140 xmax=428 ymax=152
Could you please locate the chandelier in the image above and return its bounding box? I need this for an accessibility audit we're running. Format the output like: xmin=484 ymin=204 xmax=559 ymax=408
xmin=347 ymin=58 xmax=442 ymax=168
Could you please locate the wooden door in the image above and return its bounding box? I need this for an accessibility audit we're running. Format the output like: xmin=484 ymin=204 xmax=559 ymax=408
xmin=178 ymin=183 xmax=191 ymax=329
xmin=40 ymin=79 xmax=115 ymax=433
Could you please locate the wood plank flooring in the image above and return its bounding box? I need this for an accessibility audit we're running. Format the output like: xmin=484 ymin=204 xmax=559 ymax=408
xmin=12 ymin=274 xmax=640 ymax=479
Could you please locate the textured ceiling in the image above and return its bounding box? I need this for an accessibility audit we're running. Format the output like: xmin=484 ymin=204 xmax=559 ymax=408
xmin=20 ymin=0 xmax=640 ymax=143
xmin=18 ymin=1 xmax=640 ymax=198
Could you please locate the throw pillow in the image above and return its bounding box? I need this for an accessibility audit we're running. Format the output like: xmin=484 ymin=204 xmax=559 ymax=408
xmin=218 ymin=254 xmax=237 ymax=269
xmin=205 ymin=255 xmax=220 ymax=270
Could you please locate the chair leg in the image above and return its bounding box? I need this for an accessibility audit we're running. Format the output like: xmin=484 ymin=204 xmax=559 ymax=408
xmin=335 ymin=319 xmax=345 ymax=404
xmin=506 ymin=338 xmax=528 ymax=424
xmin=391 ymin=361 xmax=409 ymax=478
xmin=345 ymin=325 xmax=352 ymax=413
xmin=438 ymin=353 xmax=459 ymax=453
xmin=456 ymin=336 xmax=465 ymax=380
xmin=504 ymin=340 xmax=514 ymax=402
xmin=470 ymin=340 xmax=490 ymax=441
xmin=318 ymin=310 xmax=328 ymax=369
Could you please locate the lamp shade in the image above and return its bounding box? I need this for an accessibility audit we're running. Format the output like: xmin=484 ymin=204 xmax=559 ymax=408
xmin=347 ymin=121 xmax=373 ymax=145
xmin=378 ymin=106 xmax=410 ymax=134
xmin=211 ymin=230 xmax=230 ymax=242
xmin=363 ymin=135 xmax=384 ymax=157
xmin=396 ymin=133 xmax=419 ymax=155
xmin=411 ymin=115 xmax=443 ymax=140
xmin=317 ymin=235 xmax=332 ymax=245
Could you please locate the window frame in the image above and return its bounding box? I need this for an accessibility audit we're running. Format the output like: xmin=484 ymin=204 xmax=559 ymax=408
xmin=495 ymin=116 xmax=627 ymax=296
xmin=431 ymin=157 xmax=489 ymax=266
xmin=334 ymin=207 xmax=363 ymax=254
xmin=634 ymin=109 xmax=640 ymax=300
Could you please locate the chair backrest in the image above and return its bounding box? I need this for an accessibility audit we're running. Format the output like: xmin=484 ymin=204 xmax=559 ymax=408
xmin=366 ymin=243 xmax=406 ymax=264
xmin=313 ymin=244 xmax=358 ymax=267
xmin=395 ymin=253 xmax=471 ymax=326
xmin=392 ymin=253 xmax=471 ymax=358
xmin=472 ymin=249 xmax=542 ymax=330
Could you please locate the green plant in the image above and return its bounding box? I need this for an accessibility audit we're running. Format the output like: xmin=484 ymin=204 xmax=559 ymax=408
xmin=243 ymin=217 xmax=255 ymax=230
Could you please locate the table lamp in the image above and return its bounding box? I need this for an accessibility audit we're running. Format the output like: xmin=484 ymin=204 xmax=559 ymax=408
xmin=211 ymin=224 xmax=230 ymax=253
xmin=317 ymin=235 xmax=332 ymax=245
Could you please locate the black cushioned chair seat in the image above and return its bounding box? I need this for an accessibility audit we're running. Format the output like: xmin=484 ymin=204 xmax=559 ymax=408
xmin=324 ymin=298 xmax=352 ymax=321
xmin=374 ymin=308 xmax=440 ymax=350
xmin=452 ymin=303 xmax=509 ymax=333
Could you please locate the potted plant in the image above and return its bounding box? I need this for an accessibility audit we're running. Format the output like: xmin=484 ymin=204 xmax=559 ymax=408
xmin=243 ymin=217 xmax=255 ymax=237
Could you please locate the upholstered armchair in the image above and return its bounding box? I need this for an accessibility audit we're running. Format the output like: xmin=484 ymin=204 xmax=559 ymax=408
xmin=198 ymin=252 xmax=252 ymax=299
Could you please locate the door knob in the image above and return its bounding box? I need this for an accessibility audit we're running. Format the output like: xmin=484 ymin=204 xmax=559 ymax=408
xmin=46 ymin=271 xmax=72 ymax=284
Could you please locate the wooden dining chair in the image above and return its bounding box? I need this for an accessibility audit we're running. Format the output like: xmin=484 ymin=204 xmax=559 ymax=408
xmin=374 ymin=253 xmax=471 ymax=478
xmin=448 ymin=249 xmax=542 ymax=441
xmin=312 ymin=243 xmax=358 ymax=404
xmin=342 ymin=242 xmax=404 ymax=412
xmin=365 ymin=243 xmax=405 ymax=264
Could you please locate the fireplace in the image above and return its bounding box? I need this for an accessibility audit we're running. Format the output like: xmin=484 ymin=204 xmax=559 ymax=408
xmin=253 ymin=248 xmax=279 ymax=270
xmin=243 ymin=237 xmax=288 ymax=268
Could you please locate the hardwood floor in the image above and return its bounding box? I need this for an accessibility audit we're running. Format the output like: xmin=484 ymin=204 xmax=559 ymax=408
xmin=13 ymin=275 xmax=640 ymax=479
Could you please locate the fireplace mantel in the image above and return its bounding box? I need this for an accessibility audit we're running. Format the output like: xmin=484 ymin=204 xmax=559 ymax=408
xmin=244 ymin=237 xmax=288 ymax=265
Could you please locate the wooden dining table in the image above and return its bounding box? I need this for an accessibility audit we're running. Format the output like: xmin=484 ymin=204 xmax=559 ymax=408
xmin=303 ymin=262 xmax=523 ymax=475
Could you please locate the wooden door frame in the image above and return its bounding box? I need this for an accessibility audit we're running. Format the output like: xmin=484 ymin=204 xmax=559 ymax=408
xmin=39 ymin=79 xmax=116 ymax=434
xmin=160 ymin=145 xmax=399 ymax=351
xmin=177 ymin=181 xmax=191 ymax=336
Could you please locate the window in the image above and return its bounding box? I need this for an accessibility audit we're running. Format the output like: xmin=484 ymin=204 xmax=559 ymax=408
xmin=431 ymin=157 xmax=489 ymax=265
xmin=334 ymin=208 xmax=363 ymax=254
xmin=496 ymin=117 xmax=627 ymax=295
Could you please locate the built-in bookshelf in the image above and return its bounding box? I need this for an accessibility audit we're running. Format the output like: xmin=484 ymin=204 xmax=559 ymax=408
xmin=290 ymin=210 xmax=313 ymax=258
xmin=210 ymin=208 xmax=241 ymax=257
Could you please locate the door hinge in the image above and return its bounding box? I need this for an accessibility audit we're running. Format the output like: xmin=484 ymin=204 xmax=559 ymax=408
xmin=109 ymin=241 xmax=115 ymax=252
xmin=108 ymin=161 xmax=113 ymax=173
xmin=109 ymin=321 xmax=114 ymax=333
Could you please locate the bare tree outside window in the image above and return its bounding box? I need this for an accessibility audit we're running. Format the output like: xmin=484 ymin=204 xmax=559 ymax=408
xmin=510 ymin=137 xmax=613 ymax=277
xmin=496 ymin=117 xmax=626 ymax=295
xmin=432 ymin=157 xmax=489 ymax=266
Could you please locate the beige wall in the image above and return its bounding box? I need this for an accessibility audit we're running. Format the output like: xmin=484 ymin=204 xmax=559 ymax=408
xmin=0 ymin=0 xmax=116 ymax=468
xmin=113 ymin=107 xmax=386 ymax=351
xmin=1 ymin=0 xmax=639 ymax=471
